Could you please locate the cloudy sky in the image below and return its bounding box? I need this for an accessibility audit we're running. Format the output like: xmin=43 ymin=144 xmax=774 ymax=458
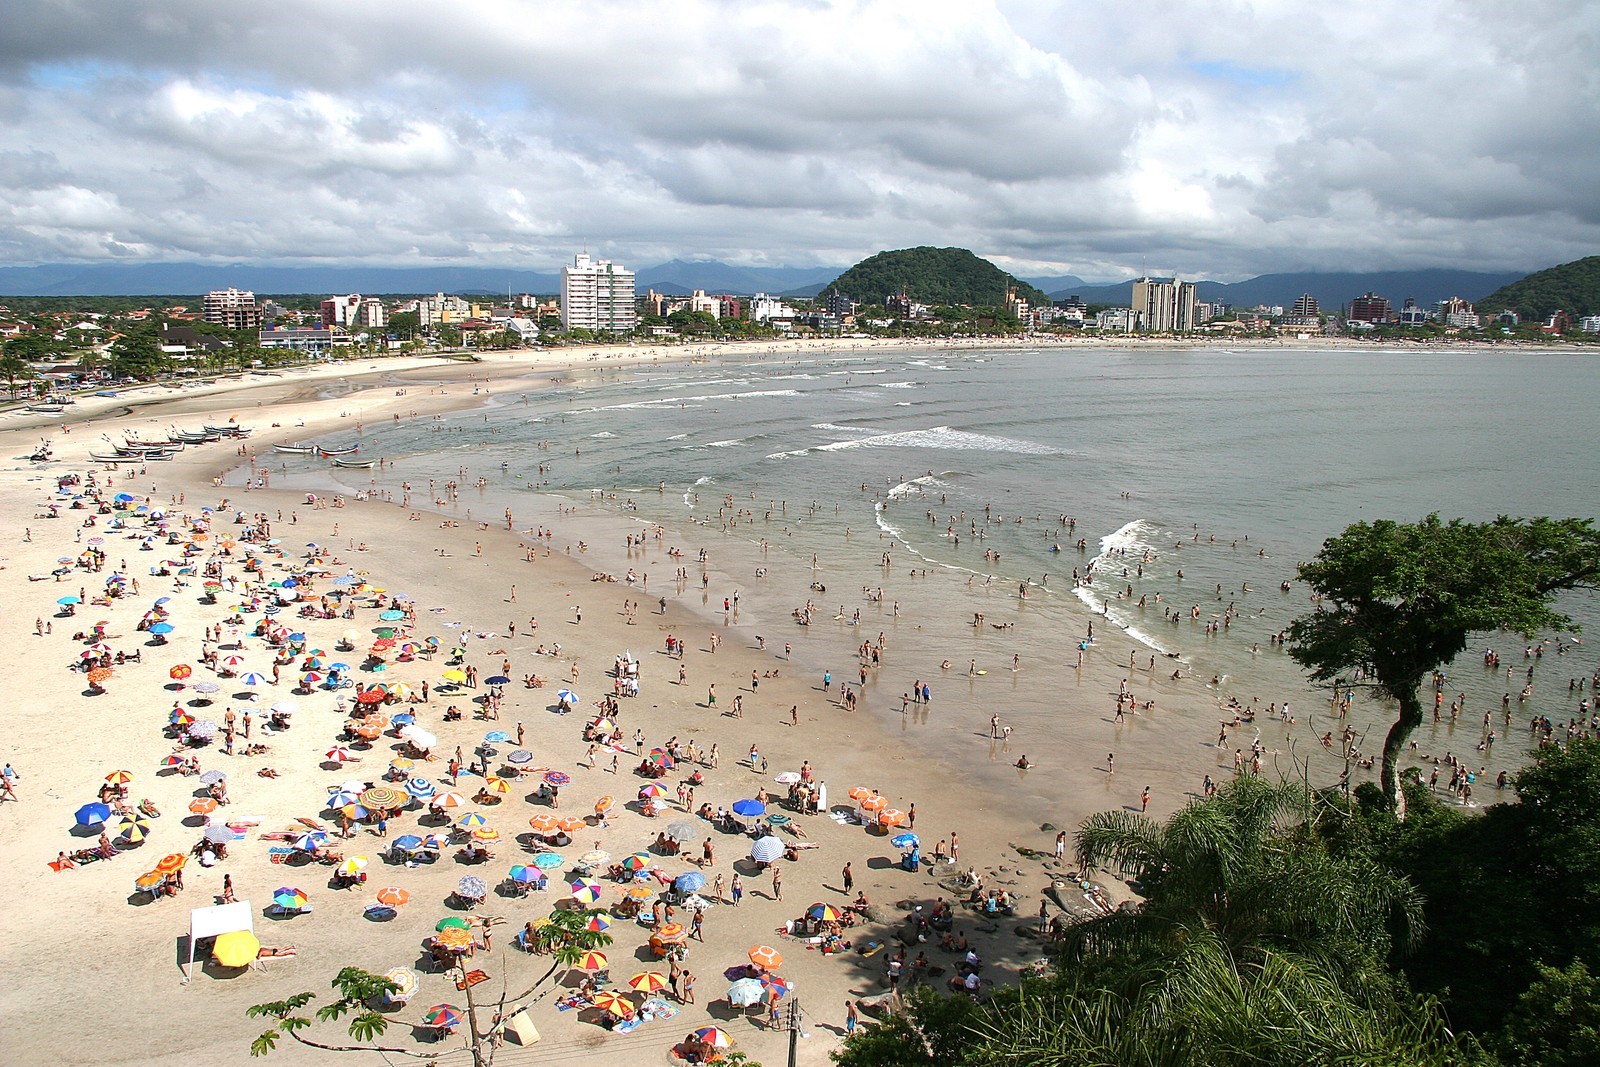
xmin=2 ymin=0 xmax=1595 ymax=280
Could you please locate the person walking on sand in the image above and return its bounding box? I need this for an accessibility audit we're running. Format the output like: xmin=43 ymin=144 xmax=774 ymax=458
xmin=707 ymin=684 xmax=716 ymax=709
xmin=731 ymin=874 xmax=743 ymax=906
xmin=842 ymin=862 xmax=854 ymax=892
xmin=772 ymin=868 xmax=783 ymax=901
xmin=714 ymin=872 xmax=725 ymax=902
xmin=845 ymin=1000 xmax=858 ymax=1036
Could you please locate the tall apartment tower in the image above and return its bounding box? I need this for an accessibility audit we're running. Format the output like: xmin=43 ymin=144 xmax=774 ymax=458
xmin=1131 ymin=277 xmax=1198 ymax=332
xmin=560 ymin=252 xmax=637 ymax=333
xmin=202 ymin=288 xmax=262 ymax=330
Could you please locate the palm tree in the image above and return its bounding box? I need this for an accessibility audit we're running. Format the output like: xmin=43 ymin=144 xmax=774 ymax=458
xmin=0 ymin=351 xmax=36 ymax=397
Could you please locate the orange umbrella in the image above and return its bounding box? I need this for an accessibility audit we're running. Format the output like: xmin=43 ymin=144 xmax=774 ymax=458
xmin=594 ymin=795 xmax=615 ymax=814
xmin=591 ymin=990 xmax=634 ymax=1017
xmin=481 ymin=777 xmax=511 ymax=795
xmin=375 ymin=887 xmax=411 ymax=907
xmin=434 ymin=927 xmax=473 ymax=951
xmin=189 ymin=797 xmax=218 ymax=815
xmin=748 ymin=945 xmax=784 ymax=970
xmin=877 ymin=808 xmax=907 ymax=827
xmin=105 ymin=770 xmax=134 ymax=785
xmin=858 ymin=795 xmax=889 ymax=813
xmin=354 ymin=724 xmax=382 ymax=740
xmin=654 ymin=922 xmax=686 ymax=942
xmin=471 ymin=827 xmax=501 ymax=842
xmin=555 ymin=816 xmax=586 ymax=834
xmin=628 ymin=971 xmax=670 ymax=992
xmin=847 ymin=786 xmax=876 ymax=801
xmin=169 ymin=664 xmax=193 ymax=681
xmin=87 ymin=667 xmax=113 ymax=685
xmin=154 ymin=853 xmax=188 ymax=874
xmin=528 ymin=814 xmax=559 ymax=835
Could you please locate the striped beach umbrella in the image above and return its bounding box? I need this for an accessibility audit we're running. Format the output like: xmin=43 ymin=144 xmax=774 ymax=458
xmin=628 ymin=971 xmax=669 ymax=993
xmin=637 ymin=783 xmax=669 ymax=799
xmin=154 ymin=853 xmax=188 ymax=874
xmin=405 ymin=777 xmax=436 ymax=799
xmin=422 ymin=1005 xmax=462 ymax=1029
xmin=694 ymin=1026 xmax=733 ymax=1049
xmin=590 ymin=990 xmax=633 ymax=1017
xmin=434 ymin=791 xmax=467 ymax=810
xmin=455 ymin=811 xmax=488 ymax=830
xmin=620 ymin=852 xmax=652 ymax=872
xmin=480 ymin=776 xmax=511 ymax=795
xmin=471 ymin=827 xmax=501 ymax=842
xmin=117 ymin=814 xmax=152 ymax=842
xmin=105 ymin=770 xmax=135 ymax=786
xmin=360 ymin=786 xmax=407 ymax=810
xmin=807 ymin=902 xmax=844 ymax=922
xmin=574 ymin=950 xmax=608 ymax=972
xmin=508 ymin=864 xmax=544 ymax=885
xmin=568 ymin=879 xmax=604 ymax=905
xmin=324 ymin=746 xmax=355 ymax=763
xmin=750 ymin=836 xmax=785 ymax=863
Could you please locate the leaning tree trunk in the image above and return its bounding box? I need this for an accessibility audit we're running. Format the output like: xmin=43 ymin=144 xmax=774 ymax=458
xmin=1380 ymin=687 xmax=1425 ymax=820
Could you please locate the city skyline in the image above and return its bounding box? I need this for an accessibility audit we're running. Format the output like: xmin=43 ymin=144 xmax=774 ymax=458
xmin=3 ymin=1 xmax=1596 ymax=282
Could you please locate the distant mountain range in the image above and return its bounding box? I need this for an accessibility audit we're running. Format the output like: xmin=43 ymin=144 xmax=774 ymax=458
xmin=1039 ymin=269 xmax=1528 ymax=311
xmin=0 ymin=259 xmax=1529 ymax=309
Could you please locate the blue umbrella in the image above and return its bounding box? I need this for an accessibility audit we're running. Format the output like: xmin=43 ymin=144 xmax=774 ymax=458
xmin=508 ymin=865 xmax=545 ymax=884
xmin=75 ymin=802 xmax=113 ymax=826
xmin=532 ymin=852 xmax=565 ymax=870
xmin=732 ymin=799 xmax=767 ymax=818
xmin=293 ymin=831 xmax=328 ymax=851
xmin=406 ymin=777 xmax=436 ymax=799
xmin=891 ymin=833 xmax=920 ymax=849
xmin=393 ymin=834 xmax=424 ymax=852
xmin=486 ymin=675 xmax=511 ymax=686
xmin=149 ymin=622 xmax=174 ymax=635
xmin=153 ymin=597 xmax=172 ymax=606
xmin=392 ymin=712 xmax=416 ymax=726
xmin=57 ymin=596 xmax=80 ymax=605
xmin=288 ymin=632 xmax=306 ymax=643
xmin=379 ymin=609 xmax=405 ymax=621
xmin=113 ymin=493 xmax=134 ymax=503
xmin=330 ymin=663 xmax=351 ymax=673
xmin=282 ymin=578 xmax=299 ymax=588
xmin=331 ymin=575 xmax=356 ymax=587
xmin=484 ymin=731 xmax=511 ymax=744
xmin=674 ymin=871 xmax=707 ymax=892
xmin=327 ymin=790 xmax=361 ymax=808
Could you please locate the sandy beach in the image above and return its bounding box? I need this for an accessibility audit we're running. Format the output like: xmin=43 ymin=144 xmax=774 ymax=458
xmin=0 ymin=339 xmax=1439 ymax=1066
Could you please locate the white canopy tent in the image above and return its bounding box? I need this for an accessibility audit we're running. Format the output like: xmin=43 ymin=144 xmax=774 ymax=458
xmin=184 ymin=899 xmax=254 ymax=977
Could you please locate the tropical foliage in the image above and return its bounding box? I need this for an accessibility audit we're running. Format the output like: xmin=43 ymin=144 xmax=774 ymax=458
xmin=1288 ymin=514 xmax=1600 ymax=808
xmin=1476 ymin=255 xmax=1600 ymax=320
xmin=827 ymin=247 xmax=1049 ymax=306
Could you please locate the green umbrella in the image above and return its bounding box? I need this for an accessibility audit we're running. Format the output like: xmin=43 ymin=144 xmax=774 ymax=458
xmin=435 ymin=916 xmax=472 ymax=932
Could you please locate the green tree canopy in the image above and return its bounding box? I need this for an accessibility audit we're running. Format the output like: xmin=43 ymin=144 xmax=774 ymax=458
xmin=1476 ymin=255 xmax=1600 ymax=320
xmin=826 ymin=247 xmax=1049 ymax=306
xmin=1289 ymin=515 xmax=1600 ymax=810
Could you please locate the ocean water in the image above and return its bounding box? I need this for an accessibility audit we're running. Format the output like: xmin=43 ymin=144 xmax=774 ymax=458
xmin=258 ymin=345 xmax=1600 ymax=795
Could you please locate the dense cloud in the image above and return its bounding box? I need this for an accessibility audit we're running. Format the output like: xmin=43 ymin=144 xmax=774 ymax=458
xmin=1 ymin=0 xmax=1595 ymax=279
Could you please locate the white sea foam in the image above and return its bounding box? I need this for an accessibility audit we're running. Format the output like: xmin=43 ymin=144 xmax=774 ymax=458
xmin=765 ymin=448 xmax=811 ymax=460
xmin=588 ymin=431 xmax=616 ymax=439
xmin=704 ymin=439 xmax=743 ymax=448
xmin=810 ymin=423 xmax=879 ymax=435
xmin=667 ymin=433 xmax=690 ymax=440
xmin=883 ymin=381 xmax=917 ymax=389
xmin=815 ymin=426 xmax=1060 ymax=455
xmin=564 ymin=389 xmax=800 ymax=415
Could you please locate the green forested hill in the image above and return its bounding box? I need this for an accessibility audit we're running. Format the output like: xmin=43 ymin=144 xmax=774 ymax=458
xmin=826 ymin=247 xmax=1050 ymax=306
xmin=1476 ymin=256 xmax=1600 ymax=319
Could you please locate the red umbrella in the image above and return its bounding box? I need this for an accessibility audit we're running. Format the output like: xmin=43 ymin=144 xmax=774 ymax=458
xmin=169 ymin=664 xmax=194 ymax=681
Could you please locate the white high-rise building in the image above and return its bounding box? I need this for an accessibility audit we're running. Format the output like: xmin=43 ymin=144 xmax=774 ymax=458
xmin=1131 ymin=277 xmax=1198 ymax=332
xmin=560 ymin=252 xmax=636 ymax=334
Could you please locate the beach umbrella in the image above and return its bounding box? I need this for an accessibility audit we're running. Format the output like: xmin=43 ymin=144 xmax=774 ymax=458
xmin=379 ymin=609 xmax=405 ymax=621
xmin=383 ymin=967 xmax=419 ymax=1000
xmin=774 ymin=771 xmax=801 ymax=785
xmin=484 ymin=730 xmax=511 ymax=744
xmin=360 ymin=786 xmax=407 ymax=809
xmin=585 ymin=913 xmax=613 ymax=933
xmin=625 ymin=883 xmax=657 ymax=902
xmin=891 ymin=833 xmax=920 ymax=849
xmin=160 ymin=754 xmax=188 ymax=768
xmin=325 ymin=746 xmax=356 ymax=763
xmin=674 ymin=871 xmax=707 ymax=893
xmin=732 ymin=799 xmax=766 ymax=818
xmin=355 ymin=687 xmax=387 ymax=705
xmin=392 ymin=712 xmax=416 ymax=726
xmin=203 ymin=826 xmax=234 ymax=844
xmin=422 ymin=1005 xmax=462 ymax=1029
xmin=508 ymin=865 xmax=544 ymax=885
xmin=340 ymin=803 xmax=370 ymax=822
xmin=406 ymin=777 xmax=436 ymax=799
xmin=532 ymin=852 xmax=566 ymax=870
xmin=555 ymin=815 xmax=586 ymax=833
xmin=238 ymin=672 xmax=269 ymax=687
xmin=212 ymin=930 xmax=260 ymax=968
xmin=646 ymin=748 xmax=674 ymax=769
xmin=506 ymin=749 xmax=533 ymax=765
xmin=327 ymin=790 xmax=360 ymax=809
xmin=389 ymin=757 xmax=415 ymax=774
xmin=574 ymin=951 xmax=608 ymax=972
xmin=117 ymin=814 xmax=151 ymax=842
xmin=471 ymin=827 xmax=500 ymax=842
xmin=456 ymin=811 xmax=489 ymax=830
xmin=441 ymin=669 xmax=467 ymax=683
xmin=664 ymin=821 xmax=699 ymax=843
xmin=189 ymin=797 xmax=218 ymax=815
xmin=847 ymin=787 xmax=877 ymax=801
xmin=481 ymin=776 xmax=511 ymax=796
xmin=434 ymin=791 xmax=467 ymax=810
xmin=761 ymin=974 xmax=793 ymax=1000
xmin=187 ymin=721 xmax=217 ymax=741
xmin=638 ymin=783 xmax=669 ymax=799
xmin=135 ymin=870 xmax=166 ymax=891
xmin=273 ymin=887 xmax=309 ymax=910
xmin=765 ymin=813 xmax=791 ymax=828
xmin=436 ymin=916 xmax=472 ymax=932
xmin=485 ymin=675 xmax=510 ymax=686
xmin=399 ymin=725 xmax=437 ymax=749
xmin=858 ymin=795 xmax=889 ymax=813
xmin=86 ymin=669 xmax=115 ymax=689
xmin=621 ymin=852 xmax=652 ymax=872
xmin=74 ymin=802 xmax=112 ymax=827
xmin=750 ymin=836 xmax=785 ymax=863
xmin=807 ymin=902 xmax=844 ymax=922
xmin=543 ymin=771 xmax=571 ymax=787
xmin=594 ymin=796 xmax=615 ymax=816
xmin=626 ymin=971 xmax=670 ymax=996
xmin=337 ymin=857 xmax=369 ymax=877
xmin=528 ymin=814 xmax=560 ymax=835
xmin=748 ymin=945 xmax=784 ymax=971
xmin=269 ymin=699 xmax=299 ymax=716
xmin=590 ymin=990 xmax=633 ymax=1018
xmin=434 ymin=927 xmax=473 ymax=952
xmin=375 ymin=887 xmax=411 ymax=907
xmin=568 ymin=879 xmax=604 ymax=904
xmin=556 ymin=688 xmax=579 ymax=705
xmin=220 ymin=655 xmax=246 ymax=669
xmin=57 ymin=595 xmax=81 ymax=605
xmin=169 ymin=664 xmax=193 ymax=681
xmin=293 ymin=832 xmax=328 ymax=852
xmin=300 ymin=671 xmax=324 ymax=686
xmin=878 ymin=808 xmax=908 ymax=827
xmin=694 ymin=1026 xmax=733 ymax=1049
xmin=199 ymin=769 xmax=227 ymax=785
xmin=150 ymin=622 xmax=175 ymax=636
xmin=392 ymin=835 xmax=424 ymax=853
xmin=726 ymin=977 xmax=765 ymax=1007
xmin=589 ymin=717 xmax=616 ymax=734
xmin=192 ymin=681 xmax=220 ymax=694
xmin=457 ymin=875 xmax=488 ymax=899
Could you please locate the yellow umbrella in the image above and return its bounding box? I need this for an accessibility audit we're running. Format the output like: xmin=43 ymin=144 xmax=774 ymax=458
xmin=441 ymin=669 xmax=468 ymax=683
xmin=481 ymin=776 xmax=511 ymax=795
xmin=135 ymin=870 xmax=166 ymax=890
xmin=628 ymin=971 xmax=670 ymax=992
xmin=575 ymin=950 xmax=608 ymax=971
xmin=471 ymin=827 xmax=501 ymax=842
xmin=154 ymin=853 xmax=189 ymax=874
xmin=105 ymin=770 xmax=135 ymax=786
xmin=338 ymin=856 xmax=369 ymax=877
xmin=213 ymin=930 xmax=261 ymax=968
